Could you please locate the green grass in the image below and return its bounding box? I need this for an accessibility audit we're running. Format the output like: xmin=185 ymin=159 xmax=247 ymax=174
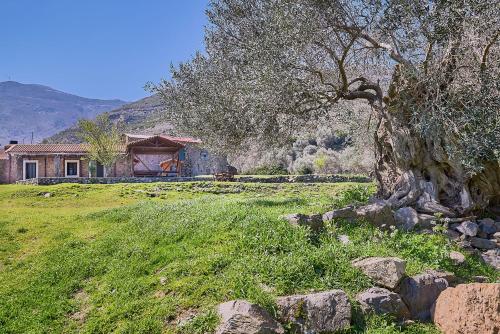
xmin=0 ymin=182 xmax=497 ymax=334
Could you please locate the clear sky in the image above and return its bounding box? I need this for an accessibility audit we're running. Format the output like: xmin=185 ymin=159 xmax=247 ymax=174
xmin=0 ymin=0 xmax=208 ymax=101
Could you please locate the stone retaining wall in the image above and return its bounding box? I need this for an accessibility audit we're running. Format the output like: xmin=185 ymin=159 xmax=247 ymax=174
xmin=16 ymin=174 xmax=371 ymax=185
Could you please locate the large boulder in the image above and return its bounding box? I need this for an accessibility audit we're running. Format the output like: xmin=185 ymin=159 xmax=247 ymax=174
xmin=283 ymin=213 xmax=324 ymax=232
xmin=276 ymin=290 xmax=351 ymax=333
xmin=322 ymin=206 xmax=356 ymax=222
xmin=393 ymin=207 xmax=420 ymax=231
xmin=399 ymin=272 xmax=448 ymax=321
xmin=481 ymin=249 xmax=500 ymax=270
xmin=355 ymin=200 xmax=395 ymax=227
xmin=456 ymin=221 xmax=478 ymax=237
xmin=215 ymin=300 xmax=284 ymax=334
xmin=356 ymin=287 xmax=410 ymax=321
xmin=351 ymin=257 xmax=406 ymax=290
xmin=478 ymin=218 xmax=497 ymax=235
xmin=432 ymin=283 xmax=500 ymax=334
xmin=470 ymin=237 xmax=497 ymax=250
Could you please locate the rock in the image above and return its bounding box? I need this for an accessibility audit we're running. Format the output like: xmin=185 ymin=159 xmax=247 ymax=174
xmin=43 ymin=192 xmax=52 ymax=198
xmin=472 ymin=276 xmax=489 ymax=283
xmin=276 ymin=290 xmax=351 ymax=334
xmin=322 ymin=206 xmax=356 ymax=222
xmin=283 ymin=213 xmax=324 ymax=232
xmin=337 ymin=235 xmax=350 ymax=245
xmin=478 ymin=218 xmax=497 ymax=235
xmin=432 ymin=283 xmax=500 ymax=334
xmin=159 ymin=277 xmax=167 ymax=285
xmin=399 ymin=272 xmax=448 ymax=321
xmin=423 ymin=269 xmax=457 ymax=286
xmin=470 ymin=237 xmax=497 ymax=250
xmin=449 ymin=251 xmax=466 ymax=265
xmin=443 ymin=229 xmax=461 ymax=241
xmin=351 ymin=257 xmax=406 ymax=290
xmin=493 ymin=232 xmax=500 ymax=241
xmin=481 ymin=249 xmax=500 ymax=270
xmin=417 ymin=214 xmax=437 ymax=229
xmin=394 ymin=207 xmax=420 ymax=231
xmin=356 ymin=287 xmax=410 ymax=321
xmin=456 ymin=221 xmax=478 ymax=237
xmin=355 ymin=200 xmax=395 ymax=227
xmin=215 ymin=300 xmax=284 ymax=334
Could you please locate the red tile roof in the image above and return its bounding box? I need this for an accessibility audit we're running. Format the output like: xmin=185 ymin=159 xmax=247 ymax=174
xmin=6 ymin=144 xmax=128 ymax=154
xmin=5 ymin=144 xmax=90 ymax=154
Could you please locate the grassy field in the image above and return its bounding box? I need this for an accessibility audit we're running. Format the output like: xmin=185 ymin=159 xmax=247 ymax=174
xmin=0 ymin=182 xmax=497 ymax=334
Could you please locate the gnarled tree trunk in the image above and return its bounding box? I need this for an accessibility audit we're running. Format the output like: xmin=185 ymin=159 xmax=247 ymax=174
xmin=374 ymin=77 xmax=500 ymax=217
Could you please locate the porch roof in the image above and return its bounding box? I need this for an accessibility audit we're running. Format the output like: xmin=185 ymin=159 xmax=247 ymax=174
xmin=126 ymin=135 xmax=188 ymax=150
xmin=125 ymin=134 xmax=202 ymax=144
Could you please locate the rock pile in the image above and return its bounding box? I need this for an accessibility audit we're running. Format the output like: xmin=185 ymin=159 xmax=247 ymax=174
xmin=322 ymin=203 xmax=500 ymax=270
xmin=214 ymin=255 xmax=497 ymax=333
xmin=352 ymin=257 xmax=453 ymax=322
xmin=448 ymin=218 xmax=500 ymax=270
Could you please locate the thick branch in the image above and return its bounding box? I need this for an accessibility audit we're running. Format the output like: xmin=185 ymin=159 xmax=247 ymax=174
xmin=481 ymin=31 xmax=499 ymax=73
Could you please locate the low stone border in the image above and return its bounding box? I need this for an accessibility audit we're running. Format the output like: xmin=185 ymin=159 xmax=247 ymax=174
xmin=16 ymin=177 xmax=213 ymax=185
xmin=16 ymin=174 xmax=372 ymax=185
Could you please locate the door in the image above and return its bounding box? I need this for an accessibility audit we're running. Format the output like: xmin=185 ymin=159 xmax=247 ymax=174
xmin=96 ymin=162 xmax=104 ymax=177
xmin=25 ymin=162 xmax=37 ymax=179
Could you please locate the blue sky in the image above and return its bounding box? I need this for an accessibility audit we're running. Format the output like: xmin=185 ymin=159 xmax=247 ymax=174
xmin=0 ymin=0 xmax=208 ymax=101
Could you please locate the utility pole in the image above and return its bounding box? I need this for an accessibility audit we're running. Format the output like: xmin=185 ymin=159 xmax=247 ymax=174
xmin=31 ymin=132 xmax=34 ymax=144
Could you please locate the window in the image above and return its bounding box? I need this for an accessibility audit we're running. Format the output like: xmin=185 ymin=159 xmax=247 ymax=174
xmin=200 ymin=150 xmax=209 ymax=160
xmin=23 ymin=160 xmax=38 ymax=180
xmin=65 ymin=160 xmax=80 ymax=177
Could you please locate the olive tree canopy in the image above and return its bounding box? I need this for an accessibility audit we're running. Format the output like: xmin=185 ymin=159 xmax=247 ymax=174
xmin=78 ymin=114 xmax=123 ymax=170
xmin=152 ymin=0 xmax=500 ymax=215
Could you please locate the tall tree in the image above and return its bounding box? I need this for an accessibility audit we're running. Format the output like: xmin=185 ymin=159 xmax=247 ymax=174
xmin=78 ymin=114 xmax=123 ymax=174
xmin=153 ymin=0 xmax=499 ymax=216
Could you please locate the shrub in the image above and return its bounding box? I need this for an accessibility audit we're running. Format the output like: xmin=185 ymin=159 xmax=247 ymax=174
xmin=245 ymin=164 xmax=288 ymax=175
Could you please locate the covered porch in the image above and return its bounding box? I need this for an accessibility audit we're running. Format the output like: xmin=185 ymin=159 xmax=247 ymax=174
xmin=127 ymin=135 xmax=186 ymax=177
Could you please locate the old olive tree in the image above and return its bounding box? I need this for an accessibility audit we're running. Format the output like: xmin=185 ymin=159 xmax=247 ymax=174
xmin=152 ymin=0 xmax=499 ymax=216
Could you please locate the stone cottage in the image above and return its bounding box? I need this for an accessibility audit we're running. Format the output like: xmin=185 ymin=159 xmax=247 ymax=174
xmin=0 ymin=134 xmax=227 ymax=183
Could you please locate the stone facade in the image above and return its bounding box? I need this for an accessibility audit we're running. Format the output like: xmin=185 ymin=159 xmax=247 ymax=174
xmin=0 ymin=159 xmax=7 ymax=184
xmin=0 ymin=135 xmax=228 ymax=184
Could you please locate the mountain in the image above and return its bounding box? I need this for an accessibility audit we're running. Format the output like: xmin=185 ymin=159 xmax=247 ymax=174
xmin=44 ymin=94 xmax=174 ymax=143
xmin=0 ymin=81 xmax=127 ymax=145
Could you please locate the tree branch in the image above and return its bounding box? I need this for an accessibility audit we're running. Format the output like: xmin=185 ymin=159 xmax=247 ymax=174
xmin=481 ymin=31 xmax=499 ymax=73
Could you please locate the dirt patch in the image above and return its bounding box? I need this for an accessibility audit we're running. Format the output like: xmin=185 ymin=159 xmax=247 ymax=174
xmin=69 ymin=289 xmax=90 ymax=324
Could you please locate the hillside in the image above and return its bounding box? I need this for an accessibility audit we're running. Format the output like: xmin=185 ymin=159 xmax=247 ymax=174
xmin=0 ymin=81 xmax=126 ymax=145
xmin=44 ymin=94 xmax=174 ymax=143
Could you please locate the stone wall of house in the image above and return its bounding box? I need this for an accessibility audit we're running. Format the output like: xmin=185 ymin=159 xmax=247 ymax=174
xmin=4 ymin=155 xmax=89 ymax=182
xmin=0 ymin=159 xmax=8 ymax=184
xmin=184 ymin=145 xmax=228 ymax=176
xmin=113 ymin=156 xmax=133 ymax=177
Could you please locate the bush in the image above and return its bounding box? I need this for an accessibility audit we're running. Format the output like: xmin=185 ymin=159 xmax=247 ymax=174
xmin=244 ymin=164 xmax=288 ymax=175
